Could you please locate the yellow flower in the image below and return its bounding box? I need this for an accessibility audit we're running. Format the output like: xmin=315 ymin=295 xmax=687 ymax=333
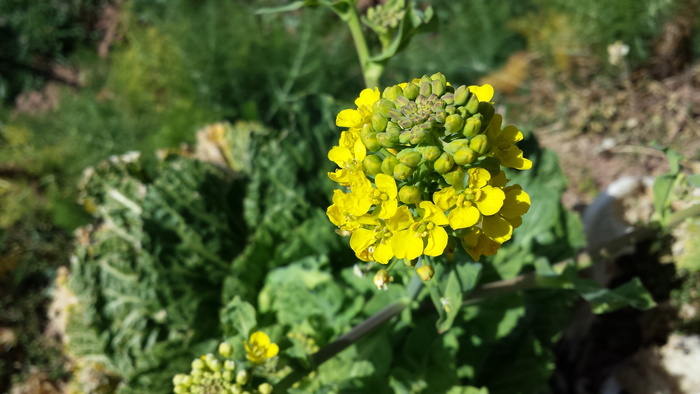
xmin=244 ymin=331 xmax=279 ymax=364
xmin=328 ymin=138 xmax=367 ymax=186
xmin=326 ymin=189 xmax=375 ymax=234
xmin=461 ymin=226 xmax=501 ymax=262
xmin=370 ymin=174 xmax=398 ymax=219
xmin=486 ymin=114 xmax=532 ymax=170
xmin=480 ymin=171 xmax=531 ymax=243
xmin=335 ymin=87 xmax=381 ymax=129
xmin=349 ymin=206 xmax=412 ymax=264
xmin=433 ymin=167 xmax=505 ymax=230
xmin=392 ymin=201 xmax=449 ymax=260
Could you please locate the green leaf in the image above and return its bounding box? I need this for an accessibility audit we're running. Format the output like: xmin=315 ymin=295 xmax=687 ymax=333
xmin=436 ymin=263 xmax=481 ymax=333
xmin=653 ymin=148 xmax=683 ymax=223
xmin=220 ymin=296 xmax=257 ymax=338
xmin=255 ymin=1 xmax=314 ymax=15
xmin=571 ymin=276 xmax=655 ymax=313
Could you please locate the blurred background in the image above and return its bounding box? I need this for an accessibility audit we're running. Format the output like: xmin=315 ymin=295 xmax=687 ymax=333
xmin=1 ymin=0 xmax=699 ymax=392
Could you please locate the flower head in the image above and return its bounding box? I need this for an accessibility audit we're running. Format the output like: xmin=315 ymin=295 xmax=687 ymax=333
xmin=244 ymin=331 xmax=279 ymax=364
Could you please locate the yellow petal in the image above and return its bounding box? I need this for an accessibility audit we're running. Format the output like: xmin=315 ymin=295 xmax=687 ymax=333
xmin=375 ymin=199 xmax=397 ymax=219
xmin=500 ymin=187 xmax=531 ymax=218
xmin=420 ymin=201 xmax=448 ymax=226
xmin=328 ymin=146 xmax=352 ymax=166
xmin=468 ymin=84 xmax=494 ymax=102
xmin=373 ymin=241 xmax=394 ymax=264
xmin=353 ymin=139 xmax=367 ymax=162
xmin=482 ymin=215 xmax=513 ymax=243
xmin=433 ymin=187 xmax=456 ymax=211
xmin=502 ymin=125 xmax=523 ymax=143
xmin=355 ymin=87 xmax=380 ymax=107
xmin=424 ymin=226 xmax=448 ymax=256
xmin=250 ymin=331 xmax=271 ymax=346
xmin=392 ymin=230 xmax=423 ymax=260
xmin=336 ymin=109 xmax=361 ymax=128
xmin=386 ymin=205 xmax=414 ymax=232
xmin=449 ymin=205 xmax=480 ymax=229
xmin=375 ymin=174 xmax=397 ymax=198
xmin=265 ymin=343 xmax=279 ymax=358
xmin=475 ymin=186 xmax=505 ymax=216
xmin=467 ymin=167 xmax=491 ymax=189
xmin=350 ymin=228 xmax=375 ymax=260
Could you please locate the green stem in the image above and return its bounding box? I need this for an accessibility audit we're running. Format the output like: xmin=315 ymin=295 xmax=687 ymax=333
xmin=345 ymin=5 xmax=382 ymax=88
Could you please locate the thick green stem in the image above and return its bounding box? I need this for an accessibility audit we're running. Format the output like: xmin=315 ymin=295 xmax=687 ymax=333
xmin=345 ymin=5 xmax=383 ymax=88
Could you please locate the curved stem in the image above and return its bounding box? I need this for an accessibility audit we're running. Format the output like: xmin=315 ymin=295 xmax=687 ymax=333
xmin=345 ymin=5 xmax=382 ymax=88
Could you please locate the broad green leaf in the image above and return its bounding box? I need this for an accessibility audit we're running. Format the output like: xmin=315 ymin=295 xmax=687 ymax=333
xmin=220 ymin=296 xmax=257 ymax=338
xmin=571 ymin=276 xmax=655 ymax=313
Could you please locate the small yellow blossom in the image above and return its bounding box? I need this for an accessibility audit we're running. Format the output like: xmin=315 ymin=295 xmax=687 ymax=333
xmin=468 ymin=84 xmax=494 ymax=102
xmin=392 ymin=201 xmax=449 ymax=260
xmin=486 ymin=114 xmax=532 ymax=170
xmin=244 ymin=331 xmax=279 ymax=364
xmin=461 ymin=226 xmax=502 ymax=261
xmin=335 ymin=87 xmax=381 ymax=129
xmin=480 ymin=171 xmax=531 ymax=243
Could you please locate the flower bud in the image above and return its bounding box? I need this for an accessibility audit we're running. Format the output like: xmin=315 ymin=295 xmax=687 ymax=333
xmin=433 ymin=152 xmax=454 ymax=174
xmin=383 ymin=85 xmax=402 ymax=101
xmin=224 ymin=360 xmax=236 ymax=371
xmin=444 ymin=139 xmax=469 ymax=155
xmin=416 ymin=265 xmax=435 ymax=281
xmin=453 ymin=85 xmax=469 ymax=106
xmin=434 ymin=111 xmax=447 ymax=124
xmin=442 ymin=165 xmax=465 ymax=188
xmin=372 ymin=112 xmax=388 ymax=132
xmin=398 ymin=131 xmax=412 ymax=145
xmin=420 ymin=145 xmax=441 ymax=161
xmin=397 ymin=149 xmax=422 ymax=167
xmin=363 ymin=155 xmax=383 ymax=175
xmin=207 ymin=358 xmax=222 ymax=372
xmin=236 ymin=369 xmax=249 ymax=385
xmin=373 ymin=269 xmax=392 ymax=289
xmin=392 ymin=163 xmax=414 ymax=180
xmin=398 ymin=185 xmax=421 ymax=204
xmin=403 ymin=83 xmax=419 ymax=100
xmin=395 ymin=95 xmax=410 ymax=108
xmin=430 ymin=72 xmax=447 ymax=85
xmin=462 ymin=115 xmax=482 ymax=138
xmin=376 ymin=132 xmax=395 ymax=148
xmin=386 ymin=121 xmax=401 ymax=135
xmin=173 ymin=374 xmax=188 ymax=387
xmin=469 ymin=134 xmax=489 ymax=155
xmin=174 ymin=386 xmax=186 ymax=394
xmin=258 ymin=383 xmax=274 ymax=394
xmin=409 ymin=128 xmax=428 ymax=145
xmin=192 ymin=358 xmax=206 ymax=371
xmin=431 ymin=79 xmax=446 ymax=96
xmin=397 ymin=117 xmax=413 ymax=130
xmin=453 ymin=147 xmax=477 ymax=165
xmin=420 ymin=81 xmax=432 ymax=97
xmin=465 ymin=92 xmax=479 ymax=114
xmin=381 ymin=156 xmax=399 ymax=175
xmin=218 ymin=342 xmax=233 ymax=358
xmin=441 ymin=92 xmax=454 ymax=105
xmin=378 ymin=99 xmax=396 ymax=118
xmin=223 ymin=370 xmax=235 ymax=382
xmin=361 ymin=130 xmax=382 ymax=152
xmin=445 ymin=105 xmax=456 ymax=115
xmin=444 ymin=114 xmax=465 ymax=134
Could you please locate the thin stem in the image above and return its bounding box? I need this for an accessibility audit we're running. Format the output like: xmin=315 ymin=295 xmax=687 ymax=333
xmin=345 ymin=5 xmax=382 ymax=88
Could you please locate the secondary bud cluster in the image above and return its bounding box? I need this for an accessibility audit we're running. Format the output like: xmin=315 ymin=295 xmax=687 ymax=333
xmin=327 ymin=73 xmax=532 ymax=273
xmin=172 ymin=332 xmax=278 ymax=393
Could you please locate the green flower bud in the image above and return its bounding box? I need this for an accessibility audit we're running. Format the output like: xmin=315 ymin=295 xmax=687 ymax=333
xmin=420 ymin=81 xmax=432 ymax=97
xmin=398 ymin=185 xmax=421 ymax=204
xmin=462 ymin=114 xmax=482 ymax=138
xmin=213 ymin=371 xmax=223 ymax=380
xmin=478 ymin=102 xmax=495 ymax=128
xmin=258 ymin=383 xmax=274 ymax=394
xmin=398 ymin=131 xmax=412 ymax=145
xmin=444 ymin=114 xmax=465 ymax=134
xmin=397 ymin=117 xmax=413 ymax=130
xmin=432 ymin=99 xmax=447 ymax=113
xmin=224 ymin=360 xmax=236 ymax=371
xmin=383 ymin=85 xmax=402 ymax=101
xmin=434 ymin=152 xmax=454 ymax=174
xmin=442 ymin=165 xmax=465 ymax=188
xmin=395 ymin=95 xmax=410 ymax=108
xmin=173 ymin=374 xmax=188 ymax=386
xmin=174 ymin=386 xmax=186 ymax=394
xmin=469 ymin=134 xmax=489 ymax=155
xmin=453 ymin=85 xmax=469 ymax=106
xmin=218 ymin=342 xmax=233 ymax=358
xmin=417 ymin=265 xmax=435 ymax=281
xmin=386 ymin=121 xmax=401 ymax=135
xmin=465 ymin=92 xmax=479 ymax=114
xmin=430 ymin=72 xmax=447 ymax=85
xmin=381 ymin=156 xmax=399 ymax=175
xmin=420 ymin=145 xmax=441 ymax=161
xmin=192 ymin=374 xmax=202 ymax=385
xmin=393 ymin=163 xmax=414 ymax=180
xmin=223 ymin=370 xmax=235 ymax=382
xmin=372 ymin=112 xmax=388 ymax=132
xmin=453 ymin=147 xmax=477 ymax=165
xmin=207 ymin=358 xmax=222 ymax=372
xmin=420 ymin=75 xmax=432 ymax=84
xmin=431 ymin=79 xmax=446 ymax=96
xmin=442 ymin=92 xmax=454 ymax=105
xmin=445 ymin=105 xmax=456 ymax=115
xmin=236 ymin=370 xmax=249 ymax=385
xmin=403 ymin=83 xmax=419 ymax=100
xmin=410 ymin=128 xmax=428 ymax=145
xmin=363 ymin=155 xmax=383 ymax=175
xmin=376 ymin=132 xmax=396 ymax=148
xmin=434 ymin=111 xmax=447 ymax=124
xmin=361 ymin=130 xmax=382 ymax=152
xmin=192 ymin=358 xmax=206 ymax=371
xmin=397 ymin=149 xmax=422 ymax=167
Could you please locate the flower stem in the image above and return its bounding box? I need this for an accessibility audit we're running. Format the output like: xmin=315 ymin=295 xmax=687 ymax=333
xmin=345 ymin=5 xmax=382 ymax=89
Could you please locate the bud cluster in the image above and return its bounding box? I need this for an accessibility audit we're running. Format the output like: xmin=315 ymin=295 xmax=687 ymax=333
xmin=327 ymin=73 xmax=532 ymax=270
xmin=172 ymin=334 xmax=277 ymax=394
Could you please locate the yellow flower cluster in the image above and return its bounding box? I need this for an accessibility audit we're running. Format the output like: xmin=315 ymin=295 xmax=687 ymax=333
xmin=326 ymin=73 xmax=531 ymax=263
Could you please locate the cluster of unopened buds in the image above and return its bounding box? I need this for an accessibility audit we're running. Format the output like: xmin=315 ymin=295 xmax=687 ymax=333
xmin=172 ymin=332 xmax=278 ymax=394
xmin=327 ymin=73 xmax=532 ymax=275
